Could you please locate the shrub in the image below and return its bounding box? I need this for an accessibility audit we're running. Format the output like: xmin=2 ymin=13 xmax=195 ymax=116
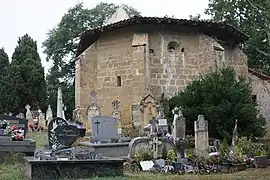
xmin=134 ymin=146 xmax=152 ymax=162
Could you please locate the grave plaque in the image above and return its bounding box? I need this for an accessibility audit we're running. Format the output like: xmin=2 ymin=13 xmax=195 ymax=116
xmin=54 ymin=125 xmax=79 ymax=147
xmin=91 ymin=116 xmax=120 ymax=142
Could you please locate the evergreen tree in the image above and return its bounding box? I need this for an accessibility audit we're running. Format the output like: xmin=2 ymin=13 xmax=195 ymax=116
xmin=166 ymin=68 xmax=266 ymax=140
xmin=0 ymin=48 xmax=10 ymax=113
xmin=7 ymin=34 xmax=47 ymax=113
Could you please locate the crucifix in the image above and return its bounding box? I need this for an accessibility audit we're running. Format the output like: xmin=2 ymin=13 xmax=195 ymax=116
xmin=149 ymin=137 xmax=162 ymax=159
xmin=95 ymin=120 xmax=101 ymax=134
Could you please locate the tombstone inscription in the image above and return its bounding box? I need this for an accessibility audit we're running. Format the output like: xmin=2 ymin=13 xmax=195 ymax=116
xmin=54 ymin=125 xmax=80 ymax=147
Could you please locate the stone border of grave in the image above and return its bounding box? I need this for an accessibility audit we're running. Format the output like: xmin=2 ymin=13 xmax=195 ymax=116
xmin=24 ymin=156 xmax=125 ymax=180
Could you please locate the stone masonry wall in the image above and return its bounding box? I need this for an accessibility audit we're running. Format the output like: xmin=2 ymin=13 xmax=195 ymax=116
xmin=76 ymin=27 xmax=146 ymax=128
xmin=148 ymin=28 xmax=248 ymax=98
xmin=76 ymin=25 xmax=249 ymax=130
xmin=249 ymin=73 xmax=270 ymax=134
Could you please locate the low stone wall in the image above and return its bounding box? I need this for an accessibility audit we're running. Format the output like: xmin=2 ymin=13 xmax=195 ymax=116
xmin=78 ymin=142 xmax=130 ymax=157
xmin=24 ymin=157 xmax=125 ymax=180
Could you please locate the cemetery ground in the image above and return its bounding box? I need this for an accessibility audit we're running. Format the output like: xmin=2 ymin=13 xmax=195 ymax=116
xmin=0 ymin=132 xmax=269 ymax=180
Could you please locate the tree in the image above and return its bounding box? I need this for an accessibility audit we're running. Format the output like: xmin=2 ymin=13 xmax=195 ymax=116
xmin=43 ymin=2 xmax=140 ymax=119
xmin=205 ymin=0 xmax=270 ymax=74
xmin=7 ymin=34 xmax=47 ymax=114
xmin=165 ymin=68 xmax=266 ymax=140
xmin=0 ymin=48 xmax=10 ymax=113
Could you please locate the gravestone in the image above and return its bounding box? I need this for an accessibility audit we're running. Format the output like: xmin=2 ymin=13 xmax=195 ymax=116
xmin=172 ymin=107 xmax=186 ymax=160
xmin=38 ymin=109 xmax=46 ymax=128
xmin=112 ymin=100 xmax=122 ymax=134
xmin=73 ymin=106 xmax=82 ymax=122
xmin=91 ymin=116 xmax=120 ymax=142
xmin=132 ymin=104 xmax=141 ymax=126
xmin=158 ymin=119 xmax=168 ymax=134
xmin=86 ymin=90 xmax=101 ymax=131
xmin=140 ymin=93 xmax=158 ymax=127
xmin=230 ymin=119 xmax=238 ymax=155
xmin=25 ymin=104 xmax=33 ymax=125
xmin=48 ymin=117 xmax=69 ymax=150
xmin=0 ymin=115 xmax=28 ymax=137
xmin=54 ymin=125 xmax=80 ymax=148
xmin=17 ymin=113 xmax=25 ymax=119
xmin=194 ymin=115 xmax=209 ymax=152
xmin=46 ymin=105 xmax=53 ymax=127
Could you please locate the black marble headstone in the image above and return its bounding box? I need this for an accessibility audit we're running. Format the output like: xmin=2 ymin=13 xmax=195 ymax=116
xmin=55 ymin=125 xmax=79 ymax=147
xmin=0 ymin=115 xmax=28 ymax=137
xmin=47 ymin=117 xmax=68 ymax=150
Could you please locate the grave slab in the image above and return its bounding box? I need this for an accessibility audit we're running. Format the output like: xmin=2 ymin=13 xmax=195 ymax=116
xmin=24 ymin=156 xmax=125 ymax=180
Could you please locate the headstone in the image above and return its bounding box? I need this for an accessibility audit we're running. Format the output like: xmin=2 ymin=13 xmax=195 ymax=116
xmin=112 ymin=100 xmax=121 ymax=134
xmin=86 ymin=90 xmax=101 ymax=131
xmin=213 ymin=139 xmax=221 ymax=150
xmin=140 ymin=161 xmax=154 ymax=171
xmin=46 ymin=105 xmax=53 ymax=127
xmin=38 ymin=109 xmax=46 ymax=128
xmin=48 ymin=117 xmax=69 ymax=150
xmin=54 ymin=125 xmax=80 ymax=148
xmin=149 ymin=137 xmax=162 ymax=159
xmin=158 ymin=119 xmax=168 ymax=134
xmin=25 ymin=104 xmax=33 ymax=124
xmin=194 ymin=115 xmax=209 ymax=152
xmin=172 ymin=107 xmax=186 ymax=160
xmin=91 ymin=116 xmax=120 ymax=142
xmin=132 ymin=104 xmax=141 ymax=126
xmin=62 ymin=104 xmax=67 ymax=120
xmin=0 ymin=115 xmax=28 ymax=137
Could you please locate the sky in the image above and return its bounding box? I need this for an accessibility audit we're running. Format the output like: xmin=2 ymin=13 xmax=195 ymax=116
xmin=0 ymin=0 xmax=210 ymax=74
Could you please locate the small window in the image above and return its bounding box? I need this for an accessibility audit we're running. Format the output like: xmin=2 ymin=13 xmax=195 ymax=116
xmin=117 ymin=76 xmax=121 ymax=87
xmin=167 ymin=41 xmax=180 ymax=53
xmin=252 ymin=95 xmax=257 ymax=103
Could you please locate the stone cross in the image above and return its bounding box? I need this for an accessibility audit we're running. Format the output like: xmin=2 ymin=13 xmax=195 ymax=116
xmin=94 ymin=120 xmax=101 ymax=134
xmin=149 ymin=137 xmax=162 ymax=159
xmin=25 ymin=104 xmax=33 ymax=124
xmin=194 ymin=115 xmax=209 ymax=152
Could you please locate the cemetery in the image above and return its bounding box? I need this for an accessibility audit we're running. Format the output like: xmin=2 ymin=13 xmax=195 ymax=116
xmin=0 ymin=86 xmax=269 ymax=180
xmin=1 ymin=3 xmax=270 ymax=180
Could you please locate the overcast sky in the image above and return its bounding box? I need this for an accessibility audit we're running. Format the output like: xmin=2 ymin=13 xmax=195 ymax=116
xmin=0 ymin=0 xmax=210 ymax=74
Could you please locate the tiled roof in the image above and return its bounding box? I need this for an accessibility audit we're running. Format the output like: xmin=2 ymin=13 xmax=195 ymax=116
xmin=76 ymin=16 xmax=248 ymax=57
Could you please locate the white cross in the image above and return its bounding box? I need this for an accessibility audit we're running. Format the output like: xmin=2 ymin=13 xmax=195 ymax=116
xmin=149 ymin=137 xmax=162 ymax=159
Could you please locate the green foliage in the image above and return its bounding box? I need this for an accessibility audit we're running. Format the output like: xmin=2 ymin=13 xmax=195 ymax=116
xmin=166 ymin=67 xmax=266 ymax=139
xmin=167 ymin=150 xmax=177 ymax=161
xmin=43 ymin=2 xmax=140 ymax=119
xmin=220 ymin=138 xmax=230 ymax=161
xmin=7 ymin=34 xmax=47 ymax=113
xmin=205 ymin=0 xmax=270 ymax=75
xmin=134 ymin=146 xmax=152 ymax=162
xmin=236 ymin=137 xmax=264 ymax=157
xmin=0 ymin=48 xmax=10 ymax=113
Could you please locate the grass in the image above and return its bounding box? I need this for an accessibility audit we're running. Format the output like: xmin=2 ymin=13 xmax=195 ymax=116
xmin=1 ymin=132 xmax=270 ymax=179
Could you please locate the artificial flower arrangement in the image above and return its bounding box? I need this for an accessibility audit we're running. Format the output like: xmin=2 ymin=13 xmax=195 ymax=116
xmin=6 ymin=125 xmax=24 ymax=141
